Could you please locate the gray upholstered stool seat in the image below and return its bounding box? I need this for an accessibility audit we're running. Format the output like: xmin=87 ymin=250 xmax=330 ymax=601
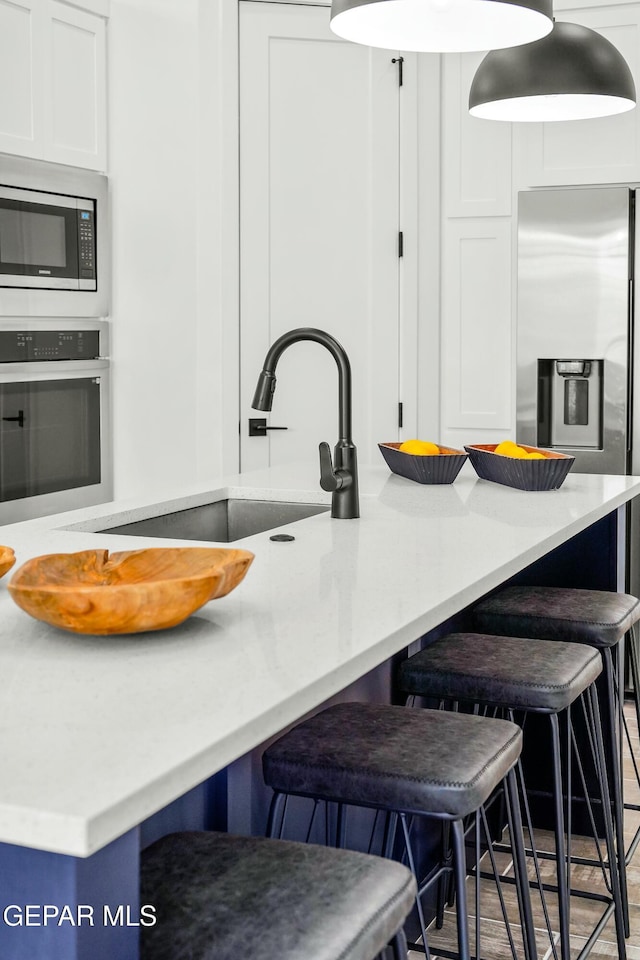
xmin=398 ymin=632 xmax=602 ymax=712
xmin=474 ymin=585 xmax=640 ymax=648
xmin=263 ymin=700 xmax=522 ymax=819
xmin=140 ymin=830 xmax=416 ymax=960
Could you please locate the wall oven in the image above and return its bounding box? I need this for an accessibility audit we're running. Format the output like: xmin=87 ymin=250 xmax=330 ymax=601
xmin=0 ymin=154 xmax=108 ymax=318
xmin=0 ymin=320 xmax=111 ymax=524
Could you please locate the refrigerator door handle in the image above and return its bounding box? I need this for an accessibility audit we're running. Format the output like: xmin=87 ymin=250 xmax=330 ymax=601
xmin=628 ymin=275 xmax=634 ymax=460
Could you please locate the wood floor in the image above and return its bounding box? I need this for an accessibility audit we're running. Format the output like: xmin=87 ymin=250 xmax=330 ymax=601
xmin=410 ymin=702 xmax=640 ymax=960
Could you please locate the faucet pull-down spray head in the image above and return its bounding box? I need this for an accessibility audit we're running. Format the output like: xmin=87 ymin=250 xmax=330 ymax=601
xmin=252 ymin=371 xmax=277 ymax=412
xmin=251 ymin=327 xmax=359 ymax=519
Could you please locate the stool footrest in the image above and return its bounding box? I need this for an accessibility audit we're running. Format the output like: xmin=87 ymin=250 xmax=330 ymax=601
xmin=407 ymin=945 xmax=488 ymax=960
xmin=492 ymin=841 xmax=613 ymax=875
xmin=477 ymin=869 xmax=612 ymax=904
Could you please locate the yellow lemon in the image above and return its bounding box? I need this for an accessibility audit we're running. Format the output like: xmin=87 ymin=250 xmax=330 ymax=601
xmin=399 ymin=439 xmax=440 ymax=456
xmin=525 ymin=451 xmax=545 ymax=460
xmin=494 ymin=440 xmax=523 ymax=457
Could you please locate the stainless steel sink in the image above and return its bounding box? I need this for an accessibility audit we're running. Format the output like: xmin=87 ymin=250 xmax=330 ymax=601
xmin=97 ymin=499 xmax=330 ymax=543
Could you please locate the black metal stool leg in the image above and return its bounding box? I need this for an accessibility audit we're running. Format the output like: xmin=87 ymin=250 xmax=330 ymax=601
xmin=336 ymin=803 xmax=347 ymax=848
xmin=625 ymin=624 xmax=640 ymax=865
xmin=451 ymin=818 xmax=472 ymax=960
xmin=377 ymin=931 xmax=409 ymax=960
xmin=381 ymin=811 xmax=398 ymax=858
xmin=436 ymin=822 xmax=453 ymax=928
xmin=550 ymin=712 xmax=571 ymax=960
xmin=602 ymin=644 xmax=630 ymax=936
xmin=399 ymin=813 xmax=432 ymax=960
xmin=587 ymin=683 xmax=627 ymax=960
xmin=504 ymin=767 xmax=538 ymax=960
xmin=390 ymin=929 xmax=409 ymax=959
xmin=266 ymin=791 xmax=287 ymax=838
xmin=628 ymin=623 xmax=640 ymax=742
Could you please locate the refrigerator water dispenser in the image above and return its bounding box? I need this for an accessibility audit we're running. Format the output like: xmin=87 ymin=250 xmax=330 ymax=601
xmin=537 ymin=359 xmax=603 ymax=449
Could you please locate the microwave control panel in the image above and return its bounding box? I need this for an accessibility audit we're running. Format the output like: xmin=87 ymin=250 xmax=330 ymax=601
xmin=0 ymin=330 xmax=101 ymax=362
xmin=77 ymin=205 xmax=96 ymax=284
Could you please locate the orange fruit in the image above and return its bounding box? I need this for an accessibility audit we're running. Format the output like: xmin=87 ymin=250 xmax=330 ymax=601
xmin=494 ymin=440 xmax=527 ymax=458
xmin=399 ymin=439 xmax=440 ymax=456
xmin=493 ymin=440 xmax=520 ymax=457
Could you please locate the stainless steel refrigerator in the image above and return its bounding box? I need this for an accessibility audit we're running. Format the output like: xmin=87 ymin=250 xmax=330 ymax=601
xmin=516 ymin=185 xmax=640 ymax=594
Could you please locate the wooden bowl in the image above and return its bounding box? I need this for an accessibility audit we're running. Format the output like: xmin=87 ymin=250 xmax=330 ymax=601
xmin=0 ymin=546 xmax=16 ymax=579
xmin=8 ymin=547 xmax=254 ymax=636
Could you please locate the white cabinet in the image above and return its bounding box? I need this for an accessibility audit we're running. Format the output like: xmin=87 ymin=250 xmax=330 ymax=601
xmin=0 ymin=0 xmax=106 ymax=170
xmin=441 ymin=218 xmax=513 ymax=445
xmin=442 ymin=50 xmax=512 ymax=218
xmin=44 ymin=2 xmax=107 ymax=169
xmin=440 ymin=51 xmax=514 ymax=446
xmin=0 ymin=0 xmax=44 ymax=159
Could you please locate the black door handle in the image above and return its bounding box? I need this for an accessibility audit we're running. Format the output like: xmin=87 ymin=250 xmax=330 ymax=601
xmin=249 ymin=417 xmax=289 ymax=437
xmin=2 ymin=410 xmax=24 ymax=427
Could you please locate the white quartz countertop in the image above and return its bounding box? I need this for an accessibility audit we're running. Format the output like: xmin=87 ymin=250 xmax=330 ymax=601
xmin=1 ymin=461 xmax=640 ymax=857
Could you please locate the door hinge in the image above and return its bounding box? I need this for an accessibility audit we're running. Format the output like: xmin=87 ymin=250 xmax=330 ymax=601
xmin=398 ymin=231 xmax=404 ymax=258
xmin=391 ymin=56 xmax=404 ymax=86
xmin=398 ymin=402 xmax=403 ymax=429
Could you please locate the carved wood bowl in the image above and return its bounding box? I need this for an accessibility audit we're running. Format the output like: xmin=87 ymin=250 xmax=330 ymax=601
xmin=0 ymin=546 xmax=16 ymax=579
xmin=8 ymin=547 xmax=254 ymax=635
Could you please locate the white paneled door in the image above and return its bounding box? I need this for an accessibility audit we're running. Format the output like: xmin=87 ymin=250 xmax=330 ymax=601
xmin=239 ymin=0 xmax=401 ymax=472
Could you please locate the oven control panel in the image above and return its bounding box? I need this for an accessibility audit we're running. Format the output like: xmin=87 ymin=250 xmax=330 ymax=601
xmin=0 ymin=330 xmax=101 ymax=362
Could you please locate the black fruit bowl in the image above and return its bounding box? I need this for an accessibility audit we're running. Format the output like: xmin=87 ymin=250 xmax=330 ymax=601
xmin=464 ymin=444 xmax=575 ymax=491
xmin=378 ymin=442 xmax=468 ymax=485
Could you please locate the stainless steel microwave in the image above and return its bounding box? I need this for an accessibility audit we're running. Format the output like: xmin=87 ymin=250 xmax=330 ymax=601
xmin=0 ymin=185 xmax=96 ymax=290
xmin=0 ymin=155 xmax=109 ymax=318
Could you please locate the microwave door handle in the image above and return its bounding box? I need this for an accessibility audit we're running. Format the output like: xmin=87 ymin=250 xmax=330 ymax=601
xmin=2 ymin=410 xmax=24 ymax=427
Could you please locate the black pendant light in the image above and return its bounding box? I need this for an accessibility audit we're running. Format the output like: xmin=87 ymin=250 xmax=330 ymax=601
xmin=469 ymin=21 xmax=636 ymax=121
xmin=330 ymin=0 xmax=553 ymax=53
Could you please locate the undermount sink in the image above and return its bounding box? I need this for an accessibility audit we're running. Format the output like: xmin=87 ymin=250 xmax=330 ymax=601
xmin=97 ymin=498 xmax=330 ymax=543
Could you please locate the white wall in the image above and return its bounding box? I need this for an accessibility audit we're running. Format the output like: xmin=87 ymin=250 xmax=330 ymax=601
xmin=108 ymin=0 xmax=220 ymax=499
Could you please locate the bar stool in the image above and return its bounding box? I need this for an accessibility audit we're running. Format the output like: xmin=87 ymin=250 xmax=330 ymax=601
xmin=398 ymin=633 xmax=626 ymax=960
xmin=474 ymin=585 xmax=640 ymax=935
xmin=262 ymin=700 xmax=537 ymax=960
xmin=140 ymin=830 xmax=417 ymax=960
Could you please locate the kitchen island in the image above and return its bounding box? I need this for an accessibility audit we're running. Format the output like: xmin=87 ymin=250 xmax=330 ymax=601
xmin=1 ymin=461 xmax=639 ymax=960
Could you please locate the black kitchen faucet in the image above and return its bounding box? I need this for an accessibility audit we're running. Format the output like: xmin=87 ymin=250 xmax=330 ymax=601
xmin=252 ymin=327 xmax=359 ymax=519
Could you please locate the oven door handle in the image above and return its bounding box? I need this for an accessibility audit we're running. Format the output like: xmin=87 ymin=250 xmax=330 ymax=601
xmin=0 ymin=359 xmax=109 ymax=376
xmin=2 ymin=409 xmax=24 ymax=427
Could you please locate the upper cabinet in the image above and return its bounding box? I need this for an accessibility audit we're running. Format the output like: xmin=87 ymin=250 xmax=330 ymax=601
xmin=442 ymin=50 xmax=512 ymax=218
xmin=45 ymin=2 xmax=107 ymax=170
xmin=0 ymin=0 xmax=107 ymax=171
xmin=0 ymin=0 xmax=44 ymax=160
xmin=514 ymin=1 xmax=640 ymax=186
